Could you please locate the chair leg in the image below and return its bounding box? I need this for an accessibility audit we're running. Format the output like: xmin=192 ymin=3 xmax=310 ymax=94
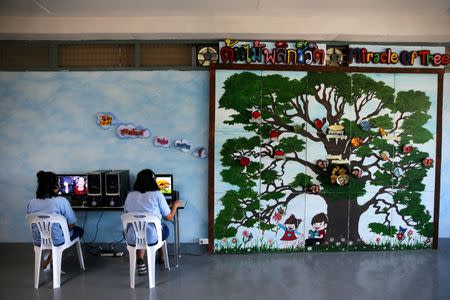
xmin=33 ymin=247 xmax=42 ymax=289
xmin=147 ymin=248 xmax=156 ymax=288
xmin=52 ymin=249 xmax=62 ymax=289
xmin=128 ymin=246 xmax=136 ymax=288
xmin=76 ymin=240 xmax=85 ymax=270
xmin=162 ymin=242 xmax=170 ymax=271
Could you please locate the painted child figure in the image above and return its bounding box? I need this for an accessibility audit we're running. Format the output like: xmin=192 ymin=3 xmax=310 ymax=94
xmin=277 ymin=214 xmax=302 ymax=248
xmin=306 ymin=213 xmax=328 ymax=247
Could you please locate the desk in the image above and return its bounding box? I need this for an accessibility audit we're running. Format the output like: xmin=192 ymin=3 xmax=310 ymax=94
xmin=73 ymin=198 xmax=186 ymax=267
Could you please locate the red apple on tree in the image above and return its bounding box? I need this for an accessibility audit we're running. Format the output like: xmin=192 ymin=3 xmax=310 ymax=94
xmin=274 ymin=149 xmax=285 ymax=160
xmin=240 ymin=156 xmax=251 ymax=167
xmin=251 ymin=110 xmax=261 ymax=119
xmin=269 ymin=129 xmax=281 ymax=141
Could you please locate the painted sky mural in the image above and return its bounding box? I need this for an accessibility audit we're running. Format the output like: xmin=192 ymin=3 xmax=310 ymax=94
xmin=0 ymin=71 xmax=208 ymax=243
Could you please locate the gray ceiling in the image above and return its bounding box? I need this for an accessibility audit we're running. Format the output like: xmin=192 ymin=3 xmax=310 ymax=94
xmin=1 ymin=0 xmax=449 ymax=17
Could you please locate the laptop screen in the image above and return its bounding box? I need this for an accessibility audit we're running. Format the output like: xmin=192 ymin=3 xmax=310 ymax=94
xmin=155 ymin=174 xmax=173 ymax=200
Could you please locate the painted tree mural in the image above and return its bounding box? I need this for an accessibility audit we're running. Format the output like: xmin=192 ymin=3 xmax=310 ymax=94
xmin=214 ymin=71 xmax=435 ymax=252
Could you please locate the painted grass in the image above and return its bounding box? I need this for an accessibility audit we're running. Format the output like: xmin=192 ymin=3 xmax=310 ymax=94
xmin=214 ymin=237 xmax=432 ymax=253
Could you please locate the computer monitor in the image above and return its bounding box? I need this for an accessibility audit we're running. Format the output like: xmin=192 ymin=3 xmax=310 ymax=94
xmin=155 ymin=174 xmax=173 ymax=200
xmin=57 ymin=174 xmax=88 ymax=197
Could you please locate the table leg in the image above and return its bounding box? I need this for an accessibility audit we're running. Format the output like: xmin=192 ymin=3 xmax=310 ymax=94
xmin=174 ymin=210 xmax=180 ymax=267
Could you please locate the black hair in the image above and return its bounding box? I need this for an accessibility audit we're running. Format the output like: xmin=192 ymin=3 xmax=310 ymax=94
xmin=311 ymin=213 xmax=328 ymax=225
xmin=284 ymin=214 xmax=302 ymax=229
xmin=133 ymin=169 xmax=159 ymax=193
xmin=35 ymin=171 xmax=59 ymax=199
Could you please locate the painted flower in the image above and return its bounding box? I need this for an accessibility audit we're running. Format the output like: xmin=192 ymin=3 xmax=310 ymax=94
xmin=329 ymin=237 xmax=335 ymax=242
xmin=231 ymin=238 xmax=237 ymax=244
xmin=267 ymin=239 xmax=274 ymax=246
xmin=407 ymin=229 xmax=413 ymax=237
xmin=396 ymin=232 xmax=405 ymax=241
xmin=221 ymin=237 xmax=228 ymax=244
xmin=242 ymin=230 xmax=250 ymax=238
xmin=375 ymin=237 xmax=381 ymax=244
xmin=272 ymin=212 xmax=282 ymax=222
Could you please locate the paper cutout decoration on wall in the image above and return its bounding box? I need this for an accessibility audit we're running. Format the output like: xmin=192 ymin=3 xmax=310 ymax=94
xmin=382 ymin=133 xmax=400 ymax=142
xmin=116 ymin=123 xmax=151 ymax=139
xmin=379 ymin=127 xmax=387 ymax=137
xmin=317 ymin=159 xmax=329 ymax=171
xmin=393 ymin=167 xmax=404 ymax=177
xmin=174 ymin=139 xmax=192 ymax=152
xmin=97 ymin=112 xmax=117 ymax=129
xmin=352 ymin=168 xmax=363 ymax=178
xmin=351 ymin=137 xmax=364 ymax=147
xmin=380 ymin=151 xmax=390 ymax=161
xmin=293 ymin=123 xmax=305 ymax=133
xmin=422 ymin=157 xmax=433 ymax=167
xmin=154 ymin=136 xmax=171 ymax=147
xmin=402 ymin=144 xmax=413 ymax=154
xmin=197 ymin=47 xmax=219 ymax=66
xmin=310 ymin=184 xmax=321 ymax=194
xmin=331 ymin=165 xmax=349 ymax=186
xmin=193 ymin=147 xmax=208 ymax=158
xmin=326 ymin=124 xmax=347 ymax=143
xmin=359 ymin=120 xmax=372 ymax=131
xmin=326 ymin=47 xmax=345 ymax=66
xmin=313 ymin=118 xmax=326 ymax=130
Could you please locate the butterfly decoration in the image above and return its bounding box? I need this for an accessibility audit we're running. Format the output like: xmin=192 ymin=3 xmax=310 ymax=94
xmin=360 ymin=120 xmax=371 ymax=132
xmin=308 ymin=229 xmax=316 ymax=239
xmin=398 ymin=226 xmax=407 ymax=234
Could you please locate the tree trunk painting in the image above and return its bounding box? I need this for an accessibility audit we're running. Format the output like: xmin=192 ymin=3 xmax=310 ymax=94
xmin=213 ymin=70 xmax=436 ymax=253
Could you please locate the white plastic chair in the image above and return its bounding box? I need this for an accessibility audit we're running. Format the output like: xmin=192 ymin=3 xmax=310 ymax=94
xmin=26 ymin=213 xmax=85 ymax=289
xmin=121 ymin=212 xmax=170 ymax=288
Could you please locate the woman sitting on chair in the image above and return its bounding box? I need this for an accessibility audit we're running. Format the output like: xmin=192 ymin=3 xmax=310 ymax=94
xmin=26 ymin=171 xmax=84 ymax=271
xmin=124 ymin=169 xmax=180 ymax=276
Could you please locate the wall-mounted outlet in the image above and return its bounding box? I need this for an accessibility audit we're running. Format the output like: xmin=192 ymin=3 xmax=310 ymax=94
xmin=199 ymin=238 xmax=209 ymax=245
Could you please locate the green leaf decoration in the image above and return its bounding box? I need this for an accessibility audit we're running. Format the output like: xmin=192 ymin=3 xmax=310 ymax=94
xmin=291 ymin=173 xmax=313 ymax=189
xmin=395 ymin=90 xmax=431 ymax=113
xmin=260 ymin=192 xmax=286 ymax=201
xmin=370 ymin=114 xmax=394 ymax=129
xmin=368 ymin=223 xmax=397 ymax=237
xmin=277 ymin=136 xmax=306 ymax=153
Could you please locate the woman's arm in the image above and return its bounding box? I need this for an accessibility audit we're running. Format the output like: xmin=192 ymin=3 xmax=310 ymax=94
xmin=163 ymin=200 xmax=181 ymax=221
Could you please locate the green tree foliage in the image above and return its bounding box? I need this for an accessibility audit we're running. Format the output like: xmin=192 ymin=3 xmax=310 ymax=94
xmin=215 ymin=71 xmax=434 ymax=244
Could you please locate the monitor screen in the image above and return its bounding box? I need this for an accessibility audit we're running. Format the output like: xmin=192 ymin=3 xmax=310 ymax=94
xmin=155 ymin=174 xmax=173 ymax=197
xmin=57 ymin=175 xmax=88 ymax=196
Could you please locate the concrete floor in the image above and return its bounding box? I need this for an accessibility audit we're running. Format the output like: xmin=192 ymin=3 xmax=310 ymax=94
xmin=0 ymin=240 xmax=449 ymax=300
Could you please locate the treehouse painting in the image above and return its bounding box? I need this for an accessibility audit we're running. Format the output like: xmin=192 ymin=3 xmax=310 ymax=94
xmin=213 ymin=70 xmax=437 ymax=253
